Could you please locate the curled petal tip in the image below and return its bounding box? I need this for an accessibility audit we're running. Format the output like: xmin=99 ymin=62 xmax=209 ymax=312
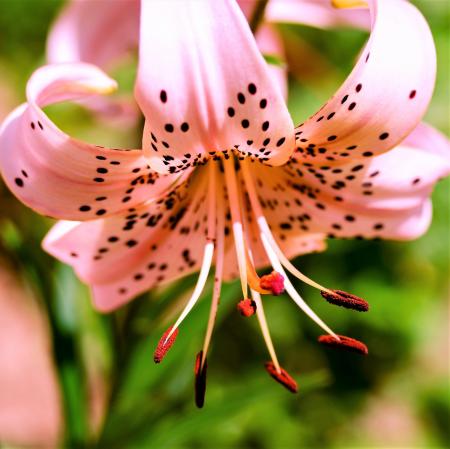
xmin=194 ymin=351 xmax=207 ymax=408
xmin=260 ymin=271 xmax=285 ymax=296
xmin=237 ymin=299 xmax=257 ymax=317
xmin=332 ymin=0 xmax=368 ymax=9
xmin=321 ymin=290 xmax=369 ymax=312
xmin=154 ymin=326 xmax=178 ymax=363
xmin=264 ymin=362 xmax=298 ymax=393
xmin=318 ymin=334 xmax=368 ymax=355
xmin=80 ymin=81 xmax=117 ymax=95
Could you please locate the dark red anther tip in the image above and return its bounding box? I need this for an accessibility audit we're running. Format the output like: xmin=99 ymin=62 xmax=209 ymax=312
xmin=264 ymin=361 xmax=298 ymax=393
xmin=318 ymin=334 xmax=368 ymax=355
xmin=237 ymin=299 xmax=257 ymax=317
xmin=260 ymin=271 xmax=285 ymax=296
xmin=153 ymin=326 xmax=178 ymax=363
xmin=194 ymin=351 xmax=207 ymax=408
xmin=321 ymin=289 xmax=369 ymax=312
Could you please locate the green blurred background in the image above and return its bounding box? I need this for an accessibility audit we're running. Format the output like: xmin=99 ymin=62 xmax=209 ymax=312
xmin=0 ymin=1 xmax=448 ymax=448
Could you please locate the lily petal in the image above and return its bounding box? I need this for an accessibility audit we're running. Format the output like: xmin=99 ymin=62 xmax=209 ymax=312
xmin=44 ymin=171 xmax=210 ymax=312
xmin=0 ymin=63 xmax=181 ymax=221
xmin=291 ymin=0 xmax=436 ymax=165
xmin=136 ymin=0 xmax=294 ymax=174
xmin=266 ymin=0 xmax=370 ymax=30
xmin=252 ymin=123 xmax=450 ymax=242
xmin=47 ymin=0 xmax=140 ymax=124
xmin=256 ymin=24 xmax=288 ymax=99
xmin=47 ymin=0 xmax=139 ymax=69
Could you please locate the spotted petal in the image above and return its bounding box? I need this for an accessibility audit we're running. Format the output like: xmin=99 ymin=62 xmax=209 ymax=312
xmin=252 ymin=123 xmax=450 ymax=242
xmin=44 ymin=170 xmax=211 ymax=311
xmin=0 ymin=63 xmax=181 ymax=221
xmin=136 ymin=0 xmax=294 ymax=174
xmin=290 ymin=0 xmax=436 ymax=165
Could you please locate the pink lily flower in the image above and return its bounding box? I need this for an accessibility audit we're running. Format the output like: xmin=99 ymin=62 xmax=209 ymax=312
xmin=1 ymin=0 xmax=449 ymax=405
xmin=44 ymin=0 xmax=367 ymax=113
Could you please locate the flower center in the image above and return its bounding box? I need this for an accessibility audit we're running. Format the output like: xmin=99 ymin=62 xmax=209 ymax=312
xmin=154 ymin=153 xmax=369 ymax=406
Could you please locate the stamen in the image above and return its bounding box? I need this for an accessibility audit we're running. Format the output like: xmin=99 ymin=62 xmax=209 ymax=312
xmin=241 ymin=160 xmax=330 ymax=293
xmin=237 ymin=298 xmax=257 ymax=317
xmin=252 ymin=290 xmax=281 ymax=372
xmin=201 ymin=170 xmax=225 ymax=369
xmin=240 ymin=160 xmax=338 ymax=338
xmin=321 ymin=290 xmax=369 ymax=312
xmin=318 ymin=335 xmax=368 ymax=355
xmin=261 ymin=232 xmax=339 ymax=339
xmin=245 ymin=256 xmax=275 ymax=295
xmin=164 ymin=167 xmax=218 ymax=342
xmin=223 ymin=157 xmax=249 ymax=300
xmin=154 ymin=326 xmax=178 ymax=363
xmin=194 ymin=350 xmax=207 ymax=408
xmin=260 ymin=271 xmax=285 ymax=296
xmin=264 ymin=362 xmax=298 ymax=393
xmin=206 ymin=160 xmax=217 ymax=240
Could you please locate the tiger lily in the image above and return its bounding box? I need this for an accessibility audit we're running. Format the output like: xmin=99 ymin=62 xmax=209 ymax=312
xmin=1 ymin=0 xmax=448 ymax=406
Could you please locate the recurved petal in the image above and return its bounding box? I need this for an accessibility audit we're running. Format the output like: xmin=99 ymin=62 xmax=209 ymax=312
xmin=255 ymin=24 xmax=288 ymax=100
xmin=47 ymin=0 xmax=139 ymax=69
xmin=291 ymin=0 xmax=436 ymax=166
xmin=47 ymin=0 xmax=140 ymax=123
xmin=266 ymin=0 xmax=370 ymax=30
xmin=0 ymin=63 xmax=181 ymax=221
xmin=252 ymin=123 xmax=450 ymax=242
xmin=44 ymin=169 xmax=209 ymax=312
xmin=136 ymin=0 xmax=294 ymax=174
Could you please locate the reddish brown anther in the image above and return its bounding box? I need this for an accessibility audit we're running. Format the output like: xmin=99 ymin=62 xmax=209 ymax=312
xmin=153 ymin=326 xmax=179 ymax=363
xmin=318 ymin=334 xmax=368 ymax=355
xmin=321 ymin=289 xmax=369 ymax=312
xmin=264 ymin=362 xmax=298 ymax=393
xmin=237 ymin=298 xmax=257 ymax=317
xmin=260 ymin=271 xmax=285 ymax=296
xmin=194 ymin=351 xmax=207 ymax=408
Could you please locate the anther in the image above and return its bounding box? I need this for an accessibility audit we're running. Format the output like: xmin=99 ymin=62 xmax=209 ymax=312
xmin=321 ymin=289 xmax=369 ymax=312
xmin=194 ymin=351 xmax=207 ymax=408
xmin=154 ymin=326 xmax=178 ymax=363
xmin=260 ymin=271 xmax=285 ymax=296
xmin=318 ymin=334 xmax=368 ymax=355
xmin=264 ymin=362 xmax=298 ymax=393
xmin=237 ymin=298 xmax=257 ymax=317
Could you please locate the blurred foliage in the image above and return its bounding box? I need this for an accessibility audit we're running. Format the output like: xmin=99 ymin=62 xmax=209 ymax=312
xmin=0 ymin=1 xmax=448 ymax=448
